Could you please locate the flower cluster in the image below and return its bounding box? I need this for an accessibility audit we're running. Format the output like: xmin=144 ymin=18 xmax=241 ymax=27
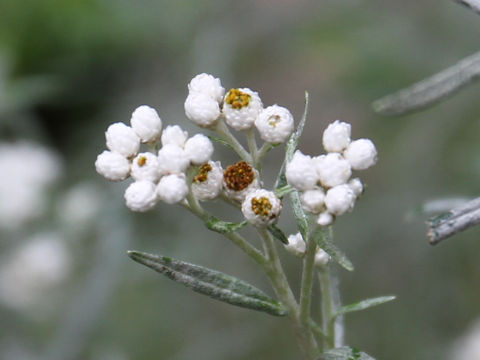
xmin=286 ymin=120 xmax=377 ymax=226
xmin=95 ymin=105 xmax=214 ymax=212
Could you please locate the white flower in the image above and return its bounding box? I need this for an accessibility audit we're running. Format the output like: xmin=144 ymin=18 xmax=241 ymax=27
xmin=184 ymin=93 xmax=221 ymax=127
xmin=317 ymin=211 xmax=334 ymax=226
xmin=315 ymin=153 xmax=352 ymax=188
xmin=124 ymin=181 xmax=158 ymax=212
xmin=325 ymin=184 xmax=356 ymax=215
xmin=344 ymin=138 xmax=377 ymax=170
xmin=241 ymin=189 xmax=282 ymax=227
xmin=161 ymin=125 xmax=188 ymax=148
xmin=57 ymin=182 xmax=102 ymax=226
xmin=192 ymin=161 xmax=224 ymax=201
xmin=157 ymin=174 xmax=189 ymax=204
xmin=105 ymin=122 xmax=140 ymax=158
xmin=131 ymin=152 xmax=161 ymax=182
xmin=285 ymin=150 xmax=318 ymax=191
xmin=451 ymin=318 xmax=480 ymax=360
xmin=223 ymin=88 xmax=263 ymax=131
xmin=188 ymin=73 xmax=225 ymax=103
xmin=314 ymin=248 xmax=330 ymax=267
xmin=348 ymin=178 xmax=363 ymax=197
xmin=130 ymin=105 xmax=162 ymax=143
xmin=284 ymin=232 xmax=306 ymax=257
xmin=223 ymin=161 xmax=260 ymax=202
xmin=254 ymin=105 xmax=294 ymax=144
xmin=0 ymin=233 xmax=71 ymax=309
xmin=322 ymin=120 xmax=351 ymax=152
xmin=157 ymin=144 xmax=190 ymax=175
xmin=301 ymin=189 xmax=325 ymax=214
xmin=184 ymin=134 xmax=214 ymax=165
xmin=95 ymin=150 xmax=130 ymax=181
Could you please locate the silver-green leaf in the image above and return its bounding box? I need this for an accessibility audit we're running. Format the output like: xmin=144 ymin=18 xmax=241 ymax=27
xmin=318 ymin=346 xmax=375 ymax=360
xmin=311 ymin=226 xmax=354 ymax=271
xmin=267 ymin=224 xmax=289 ymax=244
xmin=206 ymin=217 xmax=247 ymax=234
xmin=127 ymin=250 xmax=287 ymax=316
xmin=333 ymin=295 xmax=396 ymax=319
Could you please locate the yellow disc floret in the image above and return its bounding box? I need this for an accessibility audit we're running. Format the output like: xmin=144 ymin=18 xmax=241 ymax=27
xmin=193 ymin=163 xmax=213 ymax=183
xmin=223 ymin=161 xmax=255 ymax=191
xmin=225 ymin=88 xmax=251 ymax=110
xmin=251 ymin=196 xmax=273 ymax=218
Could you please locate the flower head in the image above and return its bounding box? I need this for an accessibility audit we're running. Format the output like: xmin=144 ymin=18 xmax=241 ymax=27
xmin=315 ymin=153 xmax=351 ymax=188
xmin=223 ymin=88 xmax=263 ymax=131
xmin=322 ymin=120 xmax=351 ymax=153
xmin=343 ymin=138 xmax=377 ymax=170
xmin=184 ymin=134 xmax=214 ymax=165
xmin=131 ymin=152 xmax=161 ymax=182
xmin=325 ymin=184 xmax=356 ymax=215
xmin=188 ymin=73 xmax=225 ymax=103
xmin=105 ymin=122 xmax=140 ymax=158
xmin=284 ymin=232 xmax=306 ymax=257
xmin=255 ymin=105 xmax=294 ymax=144
xmin=157 ymin=144 xmax=190 ymax=176
xmin=184 ymin=93 xmax=221 ymax=128
xmin=130 ymin=105 xmax=162 ymax=143
xmin=241 ymin=189 xmax=282 ymax=227
xmin=192 ymin=161 xmax=224 ymax=201
xmin=95 ymin=150 xmax=130 ymax=181
xmin=161 ymin=125 xmax=188 ymax=148
xmin=286 ymin=150 xmax=318 ymax=191
xmin=157 ymin=173 xmax=189 ymax=204
xmin=223 ymin=161 xmax=260 ymax=202
xmin=301 ymin=189 xmax=325 ymax=214
xmin=124 ymin=181 xmax=158 ymax=212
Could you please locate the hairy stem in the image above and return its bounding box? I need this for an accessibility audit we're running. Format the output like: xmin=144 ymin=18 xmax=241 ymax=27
xmin=246 ymin=127 xmax=259 ymax=168
xmin=213 ymin=119 xmax=253 ymax=163
xmin=318 ymin=266 xmax=335 ymax=350
xmin=257 ymin=228 xmax=319 ymax=359
xmin=299 ymin=234 xmax=317 ymax=329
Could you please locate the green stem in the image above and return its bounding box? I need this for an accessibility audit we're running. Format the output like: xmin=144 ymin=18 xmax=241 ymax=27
xmin=318 ymin=265 xmax=335 ymax=350
xmin=257 ymin=142 xmax=275 ymax=165
xmin=299 ymin=234 xmax=317 ymax=328
xmin=213 ymin=119 xmax=252 ymax=163
xmin=257 ymin=228 xmax=319 ymax=359
xmin=183 ymin=192 xmax=267 ymax=267
xmin=246 ymin=128 xmax=259 ymax=168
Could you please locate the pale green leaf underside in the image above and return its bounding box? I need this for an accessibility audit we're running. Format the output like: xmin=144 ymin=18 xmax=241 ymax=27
xmin=333 ymin=295 xmax=396 ymax=319
xmin=206 ymin=217 xmax=247 ymax=234
xmin=311 ymin=227 xmax=354 ymax=271
xmin=127 ymin=250 xmax=287 ymax=316
xmin=318 ymin=346 xmax=375 ymax=360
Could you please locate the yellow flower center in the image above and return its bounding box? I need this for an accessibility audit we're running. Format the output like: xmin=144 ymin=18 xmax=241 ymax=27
xmin=268 ymin=115 xmax=281 ymax=128
xmin=193 ymin=163 xmax=213 ymax=183
xmin=137 ymin=156 xmax=147 ymax=166
xmin=251 ymin=196 xmax=273 ymax=217
xmin=223 ymin=161 xmax=255 ymax=191
xmin=225 ymin=88 xmax=251 ymax=110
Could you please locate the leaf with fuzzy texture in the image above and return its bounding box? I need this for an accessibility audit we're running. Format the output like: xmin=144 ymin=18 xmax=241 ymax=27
xmin=128 ymin=250 xmax=287 ymax=316
xmin=206 ymin=217 xmax=247 ymax=234
xmin=311 ymin=226 xmax=354 ymax=272
xmin=333 ymin=296 xmax=396 ymax=319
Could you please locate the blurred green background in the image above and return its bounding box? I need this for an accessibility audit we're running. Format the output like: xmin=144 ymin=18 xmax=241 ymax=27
xmin=1 ymin=0 xmax=480 ymax=359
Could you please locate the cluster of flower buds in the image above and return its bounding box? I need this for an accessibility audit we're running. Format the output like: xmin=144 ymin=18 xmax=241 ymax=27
xmin=95 ymin=105 xmax=215 ymax=212
xmin=285 ymin=120 xmax=377 ymax=226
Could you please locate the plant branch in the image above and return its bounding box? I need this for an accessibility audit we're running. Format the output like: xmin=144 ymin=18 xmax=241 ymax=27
xmin=427 ymin=196 xmax=480 ymax=245
xmin=373 ymin=50 xmax=480 ymax=116
xmin=299 ymin=233 xmax=317 ymax=328
xmin=213 ymin=119 xmax=253 ymax=163
xmin=452 ymin=0 xmax=480 ymax=15
xmin=318 ymin=266 xmax=335 ymax=350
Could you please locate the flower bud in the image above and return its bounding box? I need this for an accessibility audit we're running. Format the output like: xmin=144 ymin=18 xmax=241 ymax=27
xmin=344 ymin=138 xmax=377 ymax=170
xmin=284 ymin=233 xmax=306 ymax=257
xmin=315 ymin=153 xmax=351 ymax=188
xmin=161 ymin=125 xmax=188 ymax=148
xmin=184 ymin=93 xmax=221 ymax=128
xmin=325 ymin=184 xmax=356 ymax=215
xmin=322 ymin=120 xmax=351 ymax=152
xmin=255 ymin=105 xmax=294 ymax=144
xmin=188 ymin=73 xmax=225 ymax=103
xmin=95 ymin=150 xmax=130 ymax=181
xmin=285 ymin=150 xmax=318 ymax=191
xmin=105 ymin=123 xmax=140 ymax=158
xmin=124 ymin=181 xmax=158 ymax=212
xmin=157 ymin=173 xmax=189 ymax=204
xmin=130 ymin=105 xmax=162 ymax=143
xmin=301 ymin=189 xmax=325 ymax=214
xmin=157 ymin=144 xmax=190 ymax=176
xmin=131 ymin=152 xmax=161 ymax=182
xmin=184 ymin=134 xmax=214 ymax=165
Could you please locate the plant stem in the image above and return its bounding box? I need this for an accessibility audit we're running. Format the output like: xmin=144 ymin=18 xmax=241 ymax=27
xmin=299 ymin=234 xmax=317 ymax=328
xmin=257 ymin=228 xmax=319 ymax=359
xmin=183 ymin=192 xmax=267 ymax=266
xmin=213 ymin=119 xmax=253 ymax=163
xmin=318 ymin=265 xmax=335 ymax=350
xmin=246 ymin=128 xmax=258 ymax=167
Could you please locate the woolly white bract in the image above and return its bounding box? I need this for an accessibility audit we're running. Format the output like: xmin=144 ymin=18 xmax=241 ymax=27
xmin=161 ymin=125 xmax=188 ymax=148
xmin=188 ymin=73 xmax=225 ymax=103
xmin=241 ymin=189 xmax=282 ymax=227
xmin=184 ymin=134 xmax=213 ymax=165
xmin=124 ymin=181 xmax=158 ymax=212
xmin=131 ymin=105 xmax=162 ymax=143
xmin=95 ymin=150 xmax=130 ymax=181
xmin=322 ymin=120 xmax=351 ymax=153
xmin=105 ymin=122 xmax=140 ymax=158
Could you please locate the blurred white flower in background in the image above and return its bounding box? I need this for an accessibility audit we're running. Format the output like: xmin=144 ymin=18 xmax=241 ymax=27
xmin=451 ymin=318 xmax=480 ymax=360
xmin=0 ymin=232 xmax=71 ymax=309
xmin=57 ymin=182 xmax=102 ymax=226
xmin=0 ymin=141 xmax=61 ymax=230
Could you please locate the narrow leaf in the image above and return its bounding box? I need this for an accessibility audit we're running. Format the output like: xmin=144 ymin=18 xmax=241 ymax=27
xmin=373 ymin=50 xmax=480 ymax=116
xmin=274 ymin=91 xmax=309 ymax=190
xmin=311 ymin=226 xmax=354 ymax=271
xmin=333 ymin=296 xmax=396 ymax=319
xmin=275 ymin=184 xmax=294 ymax=199
xmin=318 ymin=346 xmax=375 ymax=360
xmin=291 ymin=189 xmax=309 ymax=241
xmin=267 ymin=224 xmax=289 ymax=244
xmin=208 ymin=135 xmax=235 ymax=151
xmin=206 ymin=217 xmax=247 ymax=234
xmin=127 ymin=250 xmax=287 ymax=316
xmin=452 ymin=0 xmax=480 ymax=15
